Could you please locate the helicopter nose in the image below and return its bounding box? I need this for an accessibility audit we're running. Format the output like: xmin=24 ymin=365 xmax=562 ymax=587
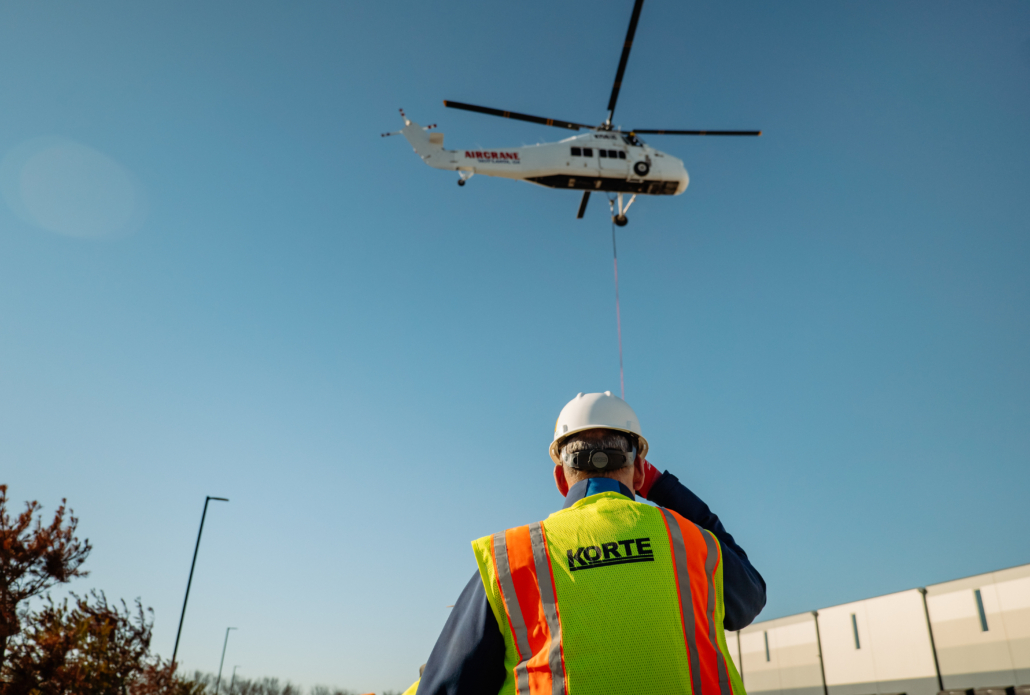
xmin=676 ymin=168 xmax=689 ymax=195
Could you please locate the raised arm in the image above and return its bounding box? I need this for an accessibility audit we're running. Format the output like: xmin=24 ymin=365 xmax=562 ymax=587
xmin=639 ymin=463 xmax=767 ymax=630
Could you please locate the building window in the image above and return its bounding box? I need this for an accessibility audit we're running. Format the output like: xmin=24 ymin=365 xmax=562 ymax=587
xmin=974 ymin=589 xmax=989 ymax=631
xmin=583 ymin=148 xmax=593 ymax=157
xmin=617 ymin=150 xmax=626 ymax=159
xmin=764 ymin=631 xmax=770 ymax=662
xmin=851 ymin=614 xmax=861 ymax=649
xmin=599 ymin=149 xmax=608 ymax=158
xmin=571 ymin=147 xmax=581 ymax=156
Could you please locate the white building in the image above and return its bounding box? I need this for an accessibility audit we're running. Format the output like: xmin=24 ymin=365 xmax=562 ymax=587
xmin=728 ymin=563 xmax=1030 ymax=695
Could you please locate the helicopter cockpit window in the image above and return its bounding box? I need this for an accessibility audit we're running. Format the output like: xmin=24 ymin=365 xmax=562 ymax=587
xmin=623 ymin=134 xmax=643 ymax=147
xmin=582 ymin=147 xmax=593 ymax=156
xmin=571 ymin=147 xmax=582 ymax=156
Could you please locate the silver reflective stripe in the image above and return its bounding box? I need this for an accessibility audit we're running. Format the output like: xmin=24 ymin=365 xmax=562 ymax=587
xmin=529 ymin=522 xmax=566 ymax=695
xmin=661 ymin=508 xmax=703 ymax=695
xmin=493 ymin=531 xmax=532 ymax=695
xmin=701 ymin=529 xmax=730 ymax=695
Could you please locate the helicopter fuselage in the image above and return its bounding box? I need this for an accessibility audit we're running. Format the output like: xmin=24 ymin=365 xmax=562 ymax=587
xmin=401 ymin=118 xmax=689 ymax=196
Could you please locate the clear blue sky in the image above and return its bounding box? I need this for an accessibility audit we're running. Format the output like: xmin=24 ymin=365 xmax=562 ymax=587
xmin=1 ymin=1 xmax=1028 ymax=691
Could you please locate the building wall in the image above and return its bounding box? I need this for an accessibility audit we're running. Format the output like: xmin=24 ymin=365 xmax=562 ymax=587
xmin=817 ymin=590 xmax=937 ymax=695
xmin=738 ymin=612 xmax=824 ymax=695
xmin=728 ymin=629 xmax=743 ymax=675
xmin=926 ymin=564 xmax=1030 ymax=688
xmin=735 ymin=563 xmax=1029 ymax=695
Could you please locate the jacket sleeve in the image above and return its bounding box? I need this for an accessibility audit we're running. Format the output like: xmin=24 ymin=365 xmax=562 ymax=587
xmin=416 ymin=571 xmax=507 ymax=695
xmin=647 ymin=471 xmax=767 ymax=630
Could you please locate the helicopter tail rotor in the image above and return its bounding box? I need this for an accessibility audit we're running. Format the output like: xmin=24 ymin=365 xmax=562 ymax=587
xmin=383 ymin=108 xmax=414 ymax=136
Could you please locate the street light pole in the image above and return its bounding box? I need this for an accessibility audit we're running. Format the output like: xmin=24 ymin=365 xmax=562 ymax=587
xmin=229 ymin=666 xmax=240 ymax=695
xmin=215 ymin=627 xmax=237 ymax=695
xmin=172 ymin=495 xmax=229 ymax=665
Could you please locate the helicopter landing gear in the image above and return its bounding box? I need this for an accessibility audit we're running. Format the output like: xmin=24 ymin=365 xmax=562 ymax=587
xmin=457 ymin=171 xmax=474 ymax=187
xmin=457 ymin=179 xmax=465 ymax=186
xmin=608 ymin=193 xmax=637 ymax=226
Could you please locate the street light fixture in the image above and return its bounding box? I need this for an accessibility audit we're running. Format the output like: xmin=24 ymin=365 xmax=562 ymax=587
xmin=215 ymin=627 xmax=237 ymax=695
xmin=171 ymin=495 xmax=229 ymax=665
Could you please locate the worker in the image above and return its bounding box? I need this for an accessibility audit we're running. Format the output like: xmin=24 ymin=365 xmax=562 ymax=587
xmin=407 ymin=391 xmax=766 ymax=695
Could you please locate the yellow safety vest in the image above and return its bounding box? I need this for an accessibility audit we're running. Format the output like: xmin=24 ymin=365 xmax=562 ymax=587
xmin=472 ymin=491 xmax=745 ymax=695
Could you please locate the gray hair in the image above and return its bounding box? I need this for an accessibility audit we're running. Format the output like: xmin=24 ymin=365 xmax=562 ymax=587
xmin=560 ymin=429 xmax=633 ymax=469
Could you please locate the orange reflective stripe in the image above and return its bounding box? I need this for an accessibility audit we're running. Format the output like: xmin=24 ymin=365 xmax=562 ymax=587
xmin=497 ymin=524 xmax=567 ymax=695
xmin=492 ymin=531 xmax=531 ymax=695
xmin=506 ymin=526 xmax=553 ymax=695
xmin=529 ymin=522 xmax=566 ymax=695
xmin=700 ymin=529 xmax=732 ymax=695
xmin=660 ymin=508 xmax=703 ymax=695
xmin=681 ymin=519 xmax=723 ymax=695
xmin=661 ymin=508 xmax=733 ymax=695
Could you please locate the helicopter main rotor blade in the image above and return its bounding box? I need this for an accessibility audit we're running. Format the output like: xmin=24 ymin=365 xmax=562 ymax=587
xmin=631 ymin=129 xmax=763 ymax=136
xmin=606 ymin=0 xmax=645 ymax=126
xmin=443 ymin=100 xmax=593 ymax=131
xmin=577 ymin=192 xmax=591 ymax=219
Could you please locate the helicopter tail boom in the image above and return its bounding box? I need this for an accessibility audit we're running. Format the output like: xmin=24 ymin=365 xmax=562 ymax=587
xmin=397 ymin=112 xmax=457 ymax=171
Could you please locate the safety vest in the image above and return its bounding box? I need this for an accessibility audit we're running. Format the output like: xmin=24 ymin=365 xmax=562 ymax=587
xmin=472 ymin=491 xmax=746 ymax=695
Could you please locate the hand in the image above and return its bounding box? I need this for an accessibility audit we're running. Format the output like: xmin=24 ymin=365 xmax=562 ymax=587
xmin=635 ymin=459 xmax=662 ymax=499
xmin=554 ymin=465 xmax=571 ymax=497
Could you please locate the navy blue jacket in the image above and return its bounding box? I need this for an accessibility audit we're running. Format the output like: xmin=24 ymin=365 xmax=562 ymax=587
xmin=417 ymin=472 xmax=766 ymax=695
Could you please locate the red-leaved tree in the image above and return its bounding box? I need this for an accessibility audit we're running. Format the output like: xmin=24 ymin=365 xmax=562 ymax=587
xmin=0 ymin=485 xmax=91 ymax=674
xmin=1 ymin=591 xmax=204 ymax=695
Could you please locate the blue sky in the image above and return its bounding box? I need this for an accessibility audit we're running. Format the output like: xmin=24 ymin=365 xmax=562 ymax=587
xmin=1 ymin=1 xmax=1028 ymax=691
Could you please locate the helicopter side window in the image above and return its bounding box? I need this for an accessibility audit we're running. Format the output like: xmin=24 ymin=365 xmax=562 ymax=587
xmin=582 ymin=147 xmax=593 ymax=156
xmin=608 ymin=149 xmax=619 ymax=158
xmin=571 ymin=147 xmax=582 ymax=156
xmin=599 ymin=149 xmax=608 ymax=158
xmin=617 ymin=150 xmax=626 ymax=159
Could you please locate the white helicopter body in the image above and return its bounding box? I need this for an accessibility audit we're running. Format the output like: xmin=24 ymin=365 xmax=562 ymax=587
xmin=386 ymin=0 xmax=757 ymax=224
xmin=399 ymin=115 xmax=688 ymax=197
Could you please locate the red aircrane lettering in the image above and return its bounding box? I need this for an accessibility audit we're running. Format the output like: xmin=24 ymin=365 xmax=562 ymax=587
xmin=464 ymin=151 xmax=520 ymax=160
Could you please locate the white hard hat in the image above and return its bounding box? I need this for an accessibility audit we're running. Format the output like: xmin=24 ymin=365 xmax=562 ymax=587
xmin=549 ymin=391 xmax=648 ymax=465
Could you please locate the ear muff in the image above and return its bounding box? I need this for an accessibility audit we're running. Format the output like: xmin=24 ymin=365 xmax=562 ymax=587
xmin=563 ymin=447 xmax=636 ymax=472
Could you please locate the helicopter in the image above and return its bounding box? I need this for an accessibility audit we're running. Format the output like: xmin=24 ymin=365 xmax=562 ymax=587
xmin=383 ymin=0 xmax=760 ymax=226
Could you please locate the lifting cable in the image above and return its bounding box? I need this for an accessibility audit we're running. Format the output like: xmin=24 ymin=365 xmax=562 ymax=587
xmin=608 ymin=196 xmax=626 ymax=399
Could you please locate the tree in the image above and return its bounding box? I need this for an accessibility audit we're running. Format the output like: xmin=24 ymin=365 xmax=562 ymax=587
xmin=0 ymin=485 xmax=91 ymax=673
xmin=2 ymin=591 xmax=149 ymax=694
xmin=0 ymin=487 xmax=211 ymax=694
xmin=191 ymin=672 xmax=307 ymax=695
xmin=1 ymin=591 xmax=204 ymax=695
xmin=309 ymin=687 xmax=358 ymax=695
xmin=131 ymin=662 xmax=207 ymax=695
